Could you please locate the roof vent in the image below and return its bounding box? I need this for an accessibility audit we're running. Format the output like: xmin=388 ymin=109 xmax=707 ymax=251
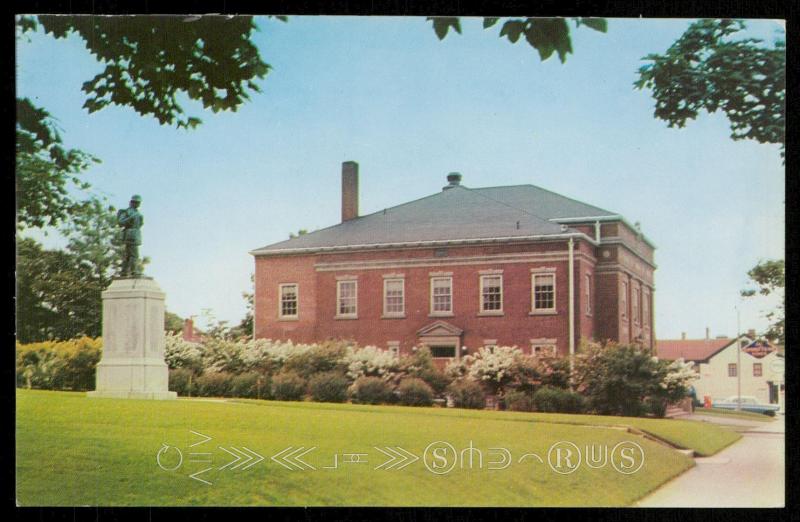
xmin=443 ymin=172 xmax=462 ymax=190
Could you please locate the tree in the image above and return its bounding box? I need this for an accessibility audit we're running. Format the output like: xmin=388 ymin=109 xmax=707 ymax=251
xmin=16 ymin=15 xmax=279 ymax=231
xmin=428 ymin=17 xmax=607 ymax=63
xmin=16 ymin=199 xmax=134 ymax=342
xmin=229 ymin=273 xmax=254 ymax=339
xmin=165 ymin=311 xmax=185 ymax=335
xmin=741 ymin=259 xmax=785 ymax=344
xmin=635 ymin=19 xmax=785 ymax=160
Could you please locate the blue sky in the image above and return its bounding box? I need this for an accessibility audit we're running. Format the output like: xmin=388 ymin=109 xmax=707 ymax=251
xmin=16 ymin=16 xmax=785 ymax=338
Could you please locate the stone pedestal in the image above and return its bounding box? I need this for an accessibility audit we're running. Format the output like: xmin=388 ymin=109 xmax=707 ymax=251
xmin=87 ymin=278 xmax=177 ymax=400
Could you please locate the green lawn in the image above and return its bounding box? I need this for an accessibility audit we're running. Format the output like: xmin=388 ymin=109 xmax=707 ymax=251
xmin=17 ymin=389 xmax=738 ymax=507
xmin=693 ymin=407 xmax=776 ymax=422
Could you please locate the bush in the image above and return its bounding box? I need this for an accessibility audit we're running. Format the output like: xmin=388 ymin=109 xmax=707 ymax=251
xmin=504 ymin=390 xmax=535 ymax=412
xmin=349 ymin=376 xmax=395 ymax=404
xmin=168 ymin=368 xmax=197 ymax=397
xmin=447 ymin=380 xmax=486 ymax=409
xmin=230 ymin=372 xmax=269 ymax=399
xmin=271 ymin=371 xmax=307 ymax=401
xmin=308 ymin=371 xmax=349 ymax=403
xmin=416 ymin=368 xmax=452 ymax=396
xmin=285 ymin=342 xmax=349 ymax=379
xmin=16 ymin=337 xmax=102 ymax=391
xmin=195 ymin=371 xmax=234 ymax=397
xmin=533 ymin=386 xmax=586 ymax=413
xmin=396 ymin=377 xmax=434 ymax=407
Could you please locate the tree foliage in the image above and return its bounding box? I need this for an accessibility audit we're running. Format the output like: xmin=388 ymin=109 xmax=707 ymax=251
xmin=741 ymin=259 xmax=785 ymax=343
xmin=428 ymin=17 xmax=607 ymax=63
xmin=635 ymin=19 xmax=785 ymax=159
xmin=19 ymin=15 xmax=278 ymax=130
xmin=16 ymin=98 xmax=99 ymax=229
xmin=16 ymin=200 xmax=131 ymax=342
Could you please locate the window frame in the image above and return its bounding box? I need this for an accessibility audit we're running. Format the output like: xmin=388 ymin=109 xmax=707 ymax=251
xmin=728 ymin=363 xmax=738 ymax=377
xmin=621 ymin=280 xmax=629 ymax=321
xmin=336 ymin=279 xmax=358 ymax=319
xmin=382 ymin=277 xmax=406 ymax=318
xmin=531 ymin=273 xmax=557 ymax=313
xmin=278 ymin=283 xmax=299 ymax=319
xmin=753 ymin=363 xmax=763 ymax=377
xmin=479 ymin=274 xmax=504 ymax=315
xmin=429 ymin=276 xmax=454 ymax=316
xmin=585 ymin=273 xmax=592 ymax=316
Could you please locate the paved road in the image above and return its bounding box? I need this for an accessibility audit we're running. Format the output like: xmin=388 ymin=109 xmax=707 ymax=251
xmin=636 ymin=414 xmax=784 ymax=507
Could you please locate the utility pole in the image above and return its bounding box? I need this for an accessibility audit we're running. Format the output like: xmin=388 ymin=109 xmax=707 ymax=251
xmin=736 ymin=305 xmax=742 ymax=411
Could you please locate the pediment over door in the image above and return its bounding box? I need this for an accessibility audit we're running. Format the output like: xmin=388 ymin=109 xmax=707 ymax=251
xmin=416 ymin=320 xmax=463 ymax=338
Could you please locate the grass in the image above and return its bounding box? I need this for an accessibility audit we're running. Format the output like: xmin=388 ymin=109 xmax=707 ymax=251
xmin=693 ymin=407 xmax=775 ymax=422
xmin=16 ymin=389 xmax=739 ymax=507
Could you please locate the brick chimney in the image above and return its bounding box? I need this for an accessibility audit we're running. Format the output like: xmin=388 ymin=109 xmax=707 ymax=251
xmin=681 ymin=332 xmax=686 ymax=340
xmin=341 ymin=161 xmax=359 ymax=222
xmin=182 ymin=318 xmax=195 ymax=342
xmin=705 ymin=327 xmax=710 ymax=340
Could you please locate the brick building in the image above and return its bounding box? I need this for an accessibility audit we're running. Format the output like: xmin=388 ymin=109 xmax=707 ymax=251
xmin=250 ymin=162 xmax=656 ymax=361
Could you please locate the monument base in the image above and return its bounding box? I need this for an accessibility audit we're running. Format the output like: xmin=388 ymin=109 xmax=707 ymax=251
xmin=87 ymin=390 xmax=177 ymax=400
xmin=87 ymin=277 xmax=177 ymax=401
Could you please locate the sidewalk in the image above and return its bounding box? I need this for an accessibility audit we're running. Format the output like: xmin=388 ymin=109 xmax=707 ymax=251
xmin=636 ymin=415 xmax=784 ymax=507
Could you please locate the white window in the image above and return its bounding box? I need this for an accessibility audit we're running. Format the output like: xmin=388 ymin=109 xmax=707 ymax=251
xmin=532 ymin=274 xmax=556 ymax=311
xmin=621 ymin=281 xmax=628 ymax=320
xmin=337 ymin=280 xmax=358 ymax=318
xmin=430 ymin=277 xmax=453 ymax=315
xmin=585 ymin=274 xmax=592 ymax=315
xmin=279 ymin=284 xmax=298 ymax=318
xmin=383 ymin=278 xmax=405 ymax=316
xmin=480 ymin=275 xmax=503 ymax=313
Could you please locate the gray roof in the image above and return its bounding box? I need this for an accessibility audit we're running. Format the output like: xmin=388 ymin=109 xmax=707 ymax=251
xmin=251 ymin=184 xmax=617 ymax=255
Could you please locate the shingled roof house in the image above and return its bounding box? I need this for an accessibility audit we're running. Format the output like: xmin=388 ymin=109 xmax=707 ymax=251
xmin=250 ymin=162 xmax=656 ymax=362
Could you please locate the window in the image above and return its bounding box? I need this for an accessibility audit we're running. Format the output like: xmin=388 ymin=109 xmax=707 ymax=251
xmin=643 ymin=290 xmax=650 ymax=327
xmin=621 ymin=281 xmax=628 ymax=320
xmin=532 ymin=344 xmax=557 ymax=357
xmin=387 ymin=341 xmax=400 ymax=358
xmin=430 ymin=345 xmax=456 ymax=358
xmin=337 ymin=280 xmax=358 ymax=317
xmin=632 ymin=287 xmax=640 ymax=325
xmin=430 ymin=277 xmax=453 ymax=314
xmin=483 ymin=339 xmax=498 ymax=352
xmin=533 ymin=274 xmax=556 ymax=311
xmin=480 ymin=275 xmax=503 ymax=313
xmin=585 ymin=274 xmax=592 ymax=315
xmin=279 ymin=284 xmax=298 ymax=318
xmin=383 ymin=278 xmax=405 ymax=316
xmin=753 ymin=363 xmax=763 ymax=377
xmin=728 ymin=363 xmax=737 ymax=377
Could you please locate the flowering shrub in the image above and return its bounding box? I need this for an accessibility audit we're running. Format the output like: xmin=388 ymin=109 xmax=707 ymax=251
xmin=164 ymin=332 xmax=202 ymax=372
xmin=462 ymin=346 xmax=524 ymax=397
xmin=344 ymin=345 xmax=401 ymax=381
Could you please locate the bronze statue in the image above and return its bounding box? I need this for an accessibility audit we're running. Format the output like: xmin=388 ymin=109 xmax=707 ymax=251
xmin=117 ymin=195 xmax=143 ymax=277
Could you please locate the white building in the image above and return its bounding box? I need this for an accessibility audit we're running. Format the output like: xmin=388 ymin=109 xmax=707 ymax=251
xmin=657 ymin=333 xmax=784 ymax=405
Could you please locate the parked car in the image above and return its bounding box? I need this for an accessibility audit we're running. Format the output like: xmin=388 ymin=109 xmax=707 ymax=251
xmin=712 ymin=395 xmax=779 ymax=416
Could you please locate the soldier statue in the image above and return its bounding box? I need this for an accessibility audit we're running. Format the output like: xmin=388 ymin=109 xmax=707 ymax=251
xmin=117 ymin=194 xmax=144 ymax=277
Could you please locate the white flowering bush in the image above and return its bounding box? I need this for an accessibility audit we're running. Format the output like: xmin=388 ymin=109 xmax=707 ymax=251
xmin=462 ymin=346 xmax=524 ymax=396
xmin=240 ymin=338 xmax=313 ymax=373
xmin=164 ymin=332 xmax=203 ymax=371
xmin=344 ymin=345 xmax=400 ymax=381
xmin=660 ymin=358 xmax=697 ymax=398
